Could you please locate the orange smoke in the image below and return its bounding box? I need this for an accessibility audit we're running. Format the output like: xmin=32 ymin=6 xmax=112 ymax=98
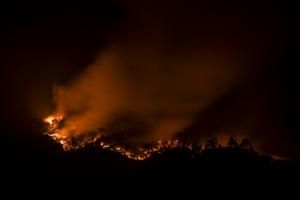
xmin=47 ymin=46 xmax=243 ymax=146
xmin=44 ymin=114 xmax=63 ymax=125
xmin=43 ymin=0 xmax=273 ymax=154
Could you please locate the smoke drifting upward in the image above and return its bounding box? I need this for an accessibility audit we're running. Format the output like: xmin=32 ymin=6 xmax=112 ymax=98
xmin=49 ymin=1 xmax=277 ymax=147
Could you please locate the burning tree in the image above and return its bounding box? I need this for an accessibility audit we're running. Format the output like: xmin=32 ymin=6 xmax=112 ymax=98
xmin=43 ymin=114 xmax=260 ymax=161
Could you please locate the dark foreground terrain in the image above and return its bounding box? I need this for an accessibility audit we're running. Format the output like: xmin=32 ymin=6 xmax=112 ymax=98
xmin=1 ymin=127 xmax=299 ymax=184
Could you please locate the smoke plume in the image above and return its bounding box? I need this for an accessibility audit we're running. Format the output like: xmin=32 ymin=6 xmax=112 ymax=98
xmin=50 ymin=0 xmax=275 ymax=146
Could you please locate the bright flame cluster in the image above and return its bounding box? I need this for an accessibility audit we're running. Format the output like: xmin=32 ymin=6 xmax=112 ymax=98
xmin=44 ymin=114 xmax=63 ymax=125
xmin=43 ymin=114 xmax=185 ymax=160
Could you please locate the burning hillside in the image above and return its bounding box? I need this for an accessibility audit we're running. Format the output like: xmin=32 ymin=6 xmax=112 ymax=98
xmin=43 ymin=114 xmax=188 ymax=160
xmin=38 ymin=0 xmax=292 ymax=160
xmin=43 ymin=114 xmax=258 ymax=160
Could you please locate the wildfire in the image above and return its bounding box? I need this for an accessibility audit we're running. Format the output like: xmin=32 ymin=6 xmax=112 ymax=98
xmin=43 ymin=114 xmax=183 ymax=160
xmin=44 ymin=114 xmax=63 ymax=125
xmin=43 ymin=114 xmax=257 ymax=161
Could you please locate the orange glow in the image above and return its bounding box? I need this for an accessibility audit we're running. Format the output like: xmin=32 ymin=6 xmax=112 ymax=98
xmin=43 ymin=114 xmax=63 ymax=125
xmin=43 ymin=114 xmax=185 ymax=160
xmin=42 ymin=115 xmax=264 ymax=160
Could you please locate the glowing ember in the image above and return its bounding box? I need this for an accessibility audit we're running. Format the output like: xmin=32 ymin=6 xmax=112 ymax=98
xmin=43 ymin=114 xmax=183 ymax=160
xmin=44 ymin=114 xmax=63 ymax=125
xmin=43 ymin=114 xmax=260 ymax=160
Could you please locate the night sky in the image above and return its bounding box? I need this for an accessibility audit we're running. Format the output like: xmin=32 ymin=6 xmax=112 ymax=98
xmin=0 ymin=0 xmax=299 ymax=164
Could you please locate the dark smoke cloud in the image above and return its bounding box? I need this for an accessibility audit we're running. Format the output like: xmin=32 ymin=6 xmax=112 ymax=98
xmin=52 ymin=0 xmax=281 ymax=149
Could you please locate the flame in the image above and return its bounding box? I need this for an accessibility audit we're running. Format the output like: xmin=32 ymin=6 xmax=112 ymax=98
xmin=44 ymin=114 xmax=63 ymax=125
xmin=43 ymin=114 xmax=263 ymax=161
xmin=43 ymin=114 xmax=186 ymax=160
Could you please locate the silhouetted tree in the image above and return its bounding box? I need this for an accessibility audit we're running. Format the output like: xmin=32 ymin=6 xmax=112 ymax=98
xmin=205 ymin=137 xmax=218 ymax=149
xmin=192 ymin=143 xmax=201 ymax=154
xmin=227 ymin=137 xmax=238 ymax=148
xmin=240 ymin=138 xmax=253 ymax=150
